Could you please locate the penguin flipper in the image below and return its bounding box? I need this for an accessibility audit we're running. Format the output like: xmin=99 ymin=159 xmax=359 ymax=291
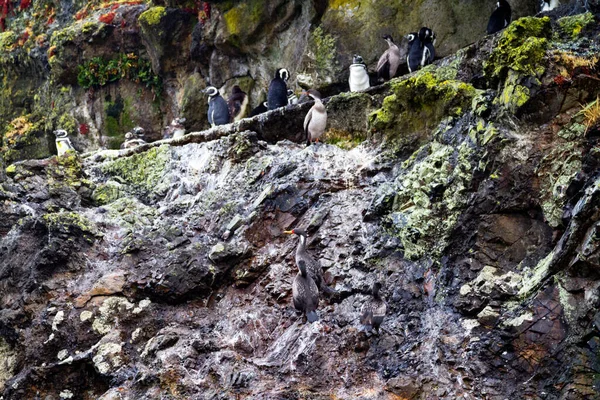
xmin=304 ymin=108 xmax=313 ymax=145
xmin=306 ymin=311 xmax=318 ymax=323
xmin=376 ymin=56 xmax=390 ymax=81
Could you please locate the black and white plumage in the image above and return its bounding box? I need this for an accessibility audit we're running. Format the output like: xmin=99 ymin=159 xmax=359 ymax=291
xmin=287 ymin=89 xmax=298 ymax=105
xmin=170 ymin=118 xmax=186 ymax=139
xmin=227 ymin=85 xmax=248 ymax=122
xmin=284 ymin=228 xmax=335 ymax=295
xmin=53 ymin=129 xmax=76 ymax=156
xmin=267 ymin=68 xmax=290 ymax=110
xmin=303 ymin=89 xmax=327 ymax=145
xmin=203 ymin=86 xmax=230 ymax=127
xmin=292 ymin=259 xmax=320 ymax=323
xmin=121 ymin=128 xmax=147 ymax=149
xmin=360 ymin=282 xmax=387 ymax=333
xmin=407 ymin=28 xmax=435 ymax=73
xmin=487 ymin=0 xmax=512 ymax=35
xmin=349 ymin=54 xmax=370 ymax=92
xmin=376 ymin=35 xmax=402 ymax=82
xmin=250 ymin=101 xmax=269 ymax=117
xmin=540 ymin=0 xmax=559 ymax=11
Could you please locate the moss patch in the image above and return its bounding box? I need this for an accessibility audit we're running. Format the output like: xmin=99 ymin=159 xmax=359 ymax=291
xmin=138 ymin=6 xmax=166 ymax=27
xmin=100 ymin=145 xmax=171 ymax=195
xmin=369 ymin=70 xmax=479 ymax=152
xmin=557 ymin=12 xmax=594 ymax=39
xmin=42 ymin=211 xmax=98 ymax=242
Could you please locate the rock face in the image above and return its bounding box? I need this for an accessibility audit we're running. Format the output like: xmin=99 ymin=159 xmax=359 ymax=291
xmin=2 ymin=3 xmax=600 ymax=400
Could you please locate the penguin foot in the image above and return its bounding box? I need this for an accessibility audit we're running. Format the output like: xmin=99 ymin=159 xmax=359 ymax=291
xmin=306 ymin=311 xmax=319 ymax=323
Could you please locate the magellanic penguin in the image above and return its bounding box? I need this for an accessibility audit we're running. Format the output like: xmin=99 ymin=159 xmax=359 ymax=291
xmin=287 ymin=89 xmax=299 ymax=105
xmin=250 ymin=101 xmax=269 ymax=117
xmin=267 ymin=68 xmax=290 ymax=110
xmin=419 ymin=27 xmax=436 ymax=68
xmin=303 ymin=89 xmax=327 ymax=146
xmin=487 ymin=0 xmax=512 ymax=35
xmin=540 ymin=0 xmax=559 ymax=11
xmin=376 ymin=35 xmax=402 ymax=82
xmin=53 ymin=130 xmax=76 ymax=156
xmin=284 ymin=228 xmax=336 ymax=294
xmin=407 ymin=28 xmax=435 ymax=73
xmin=121 ymin=130 xmax=147 ymax=149
xmin=202 ymin=86 xmax=230 ymax=127
xmin=227 ymin=85 xmax=248 ymax=122
xmin=292 ymin=259 xmax=320 ymax=323
xmin=171 ymin=118 xmax=186 ymax=139
xmin=349 ymin=54 xmax=370 ymax=92
xmin=360 ymin=282 xmax=387 ymax=334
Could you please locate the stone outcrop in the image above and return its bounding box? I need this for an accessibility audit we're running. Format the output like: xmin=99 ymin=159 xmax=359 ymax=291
xmin=1 ymin=2 xmax=600 ymax=400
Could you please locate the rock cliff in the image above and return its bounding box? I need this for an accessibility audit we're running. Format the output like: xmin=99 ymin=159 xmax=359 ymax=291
xmin=1 ymin=1 xmax=600 ymax=399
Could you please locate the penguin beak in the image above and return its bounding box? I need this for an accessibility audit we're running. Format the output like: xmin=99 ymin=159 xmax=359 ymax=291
xmin=283 ymin=230 xmax=294 ymax=234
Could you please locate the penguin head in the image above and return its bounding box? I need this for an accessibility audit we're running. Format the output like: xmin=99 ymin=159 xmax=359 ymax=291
xmin=418 ymin=27 xmax=432 ymax=42
xmin=305 ymin=89 xmax=322 ymax=101
xmin=406 ymin=33 xmax=417 ymax=42
xmin=125 ymin=132 xmax=135 ymax=140
xmin=287 ymin=89 xmax=294 ymax=96
xmin=276 ymin=68 xmax=290 ymax=81
xmin=53 ymin=129 xmax=68 ymax=138
xmin=172 ymin=117 xmax=186 ymax=126
xmin=202 ymin=86 xmax=219 ymax=97
xmin=262 ymin=101 xmax=268 ymax=108
xmin=372 ymin=281 xmax=382 ymax=296
xmin=132 ymin=126 xmax=145 ymax=136
xmin=352 ymin=54 xmax=364 ymax=64
xmin=382 ymin=34 xmax=394 ymax=44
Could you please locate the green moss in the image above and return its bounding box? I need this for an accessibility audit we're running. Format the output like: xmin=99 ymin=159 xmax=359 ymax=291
xmin=387 ymin=141 xmax=477 ymax=259
xmin=0 ymin=31 xmax=16 ymax=52
xmin=369 ymin=71 xmax=479 ymax=151
xmin=92 ymin=181 xmax=122 ymax=205
xmin=5 ymin=164 xmax=16 ymax=174
xmin=42 ymin=211 xmax=98 ymax=241
xmin=138 ymin=6 xmax=166 ymax=27
xmin=557 ymin=12 xmax=594 ymax=39
xmin=484 ymin=17 xmax=551 ymax=80
xmin=100 ymin=145 xmax=170 ymax=195
xmin=81 ymin=21 xmax=100 ymax=35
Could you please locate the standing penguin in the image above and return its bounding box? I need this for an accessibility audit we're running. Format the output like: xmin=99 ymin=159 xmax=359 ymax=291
xmin=376 ymin=35 xmax=402 ymax=82
xmin=407 ymin=28 xmax=435 ymax=73
xmin=171 ymin=118 xmax=186 ymax=139
xmin=202 ymin=86 xmax=230 ymax=127
xmin=267 ymin=68 xmax=290 ymax=110
xmin=419 ymin=27 xmax=436 ymax=67
xmin=292 ymin=260 xmax=320 ymax=323
xmin=360 ymin=282 xmax=387 ymax=334
xmin=227 ymin=85 xmax=248 ymax=122
xmin=487 ymin=0 xmax=512 ymax=34
xmin=349 ymin=54 xmax=370 ymax=92
xmin=303 ymin=89 xmax=327 ymax=145
xmin=121 ymin=128 xmax=147 ymax=149
xmin=53 ymin=130 xmax=76 ymax=156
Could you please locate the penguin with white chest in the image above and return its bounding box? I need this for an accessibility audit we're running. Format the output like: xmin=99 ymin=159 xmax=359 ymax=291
xmin=121 ymin=127 xmax=147 ymax=149
xmin=53 ymin=130 xmax=76 ymax=156
xmin=540 ymin=0 xmax=559 ymax=11
xmin=349 ymin=54 xmax=370 ymax=92
xmin=267 ymin=68 xmax=290 ymax=110
xmin=303 ymin=89 xmax=327 ymax=145
xmin=287 ymin=89 xmax=298 ymax=105
xmin=202 ymin=86 xmax=230 ymax=127
xmin=250 ymin=101 xmax=269 ymax=117
xmin=376 ymin=35 xmax=402 ymax=82
xmin=407 ymin=27 xmax=435 ymax=73
xmin=487 ymin=0 xmax=512 ymax=34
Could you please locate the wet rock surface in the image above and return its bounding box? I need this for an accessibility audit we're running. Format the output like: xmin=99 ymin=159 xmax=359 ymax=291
xmin=1 ymin=7 xmax=600 ymax=400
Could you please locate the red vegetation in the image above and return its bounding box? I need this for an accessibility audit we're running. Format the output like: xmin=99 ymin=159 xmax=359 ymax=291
xmin=120 ymin=19 xmax=126 ymax=28
xmin=75 ymin=9 xmax=88 ymax=20
xmin=99 ymin=11 xmax=116 ymax=24
xmin=0 ymin=0 xmax=12 ymax=32
xmin=553 ymin=75 xmax=571 ymax=87
xmin=78 ymin=123 xmax=89 ymax=135
xmin=199 ymin=1 xmax=210 ymax=24
xmin=19 ymin=0 xmax=31 ymax=11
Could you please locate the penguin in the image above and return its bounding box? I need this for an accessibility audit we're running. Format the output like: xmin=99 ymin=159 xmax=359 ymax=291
xmin=292 ymin=259 xmax=320 ymax=323
xmin=540 ymin=0 xmax=559 ymax=11
xmin=360 ymin=282 xmax=387 ymax=334
xmin=120 ymin=131 xmax=147 ymax=149
xmin=487 ymin=0 xmax=512 ymax=35
xmin=227 ymin=85 xmax=248 ymax=122
xmin=287 ymin=89 xmax=299 ymax=105
xmin=250 ymin=101 xmax=269 ymax=117
xmin=53 ymin=130 xmax=76 ymax=156
xmin=171 ymin=118 xmax=186 ymax=139
xmin=267 ymin=68 xmax=290 ymax=110
xmin=284 ymin=228 xmax=336 ymax=295
xmin=419 ymin=27 xmax=436 ymax=67
xmin=202 ymin=86 xmax=230 ymax=127
xmin=376 ymin=35 xmax=402 ymax=82
xmin=407 ymin=28 xmax=435 ymax=73
xmin=349 ymin=54 xmax=370 ymax=92
xmin=303 ymin=89 xmax=327 ymax=145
